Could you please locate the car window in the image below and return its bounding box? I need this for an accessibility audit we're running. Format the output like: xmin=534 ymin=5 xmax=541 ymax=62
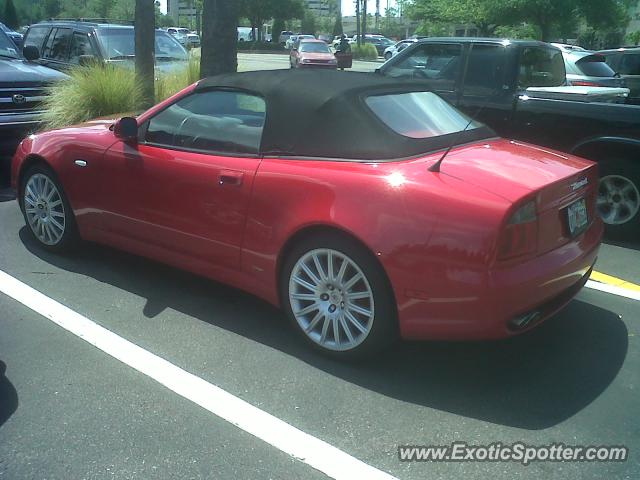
xmin=366 ymin=91 xmax=482 ymax=139
xmin=42 ymin=28 xmax=72 ymax=62
xmin=96 ymin=29 xmax=188 ymax=61
xmin=69 ymin=33 xmax=95 ymax=64
xmin=383 ymin=43 xmax=462 ymax=92
xmin=464 ymin=44 xmax=507 ymax=96
xmin=518 ymin=47 xmax=566 ymax=88
xmin=619 ymin=53 xmax=640 ymax=75
xmin=145 ymin=90 xmax=267 ymax=155
xmin=0 ymin=29 xmax=19 ymax=58
xmin=575 ymin=55 xmax=616 ymax=77
xmin=23 ymin=26 xmax=50 ymax=52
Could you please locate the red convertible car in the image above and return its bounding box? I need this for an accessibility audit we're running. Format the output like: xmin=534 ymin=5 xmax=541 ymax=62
xmin=11 ymin=70 xmax=603 ymax=358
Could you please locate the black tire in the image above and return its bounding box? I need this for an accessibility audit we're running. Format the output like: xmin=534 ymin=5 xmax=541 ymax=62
xmin=597 ymin=159 xmax=640 ymax=239
xmin=280 ymin=232 xmax=398 ymax=359
xmin=384 ymin=52 xmax=392 ymax=61
xmin=20 ymin=164 xmax=79 ymax=252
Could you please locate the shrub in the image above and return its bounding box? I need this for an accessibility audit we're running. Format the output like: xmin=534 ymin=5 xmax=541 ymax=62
xmin=351 ymin=43 xmax=378 ymax=60
xmin=40 ymin=64 xmax=143 ymax=130
xmin=237 ymin=41 xmax=284 ymax=51
xmin=41 ymin=60 xmax=201 ymax=130
xmin=156 ymin=57 xmax=201 ymax=102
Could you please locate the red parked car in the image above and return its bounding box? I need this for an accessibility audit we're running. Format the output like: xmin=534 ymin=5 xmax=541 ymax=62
xmin=290 ymin=39 xmax=337 ymax=69
xmin=11 ymin=70 xmax=602 ymax=358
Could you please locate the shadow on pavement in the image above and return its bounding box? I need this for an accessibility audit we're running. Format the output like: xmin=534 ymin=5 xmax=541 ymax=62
xmin=604 ymin=238 xmax=640 ymax=252
xmin=20 ymin=228 xmax=628 ymax=430
xmin=0 ymin=188 xmax=16 ymax=203
xmin=0 ymin=360 xmax=18 ymax=427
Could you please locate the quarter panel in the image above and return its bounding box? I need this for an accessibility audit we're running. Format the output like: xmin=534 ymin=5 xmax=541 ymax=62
xmin=242 ymin=155 xmax=508 ymax=317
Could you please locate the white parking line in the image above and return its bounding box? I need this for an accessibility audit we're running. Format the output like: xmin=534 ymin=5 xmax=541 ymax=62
xmin=0 ymin=270 xmax=398 ymax=480
xmin=585 ymin=280 xmax=640 ymax=302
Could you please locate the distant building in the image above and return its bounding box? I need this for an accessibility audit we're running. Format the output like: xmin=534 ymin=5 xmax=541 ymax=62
xmin=305 ymin=0 xmax=338 ymax=17
xmin=167 ymin=0 xmax=197 ymax=27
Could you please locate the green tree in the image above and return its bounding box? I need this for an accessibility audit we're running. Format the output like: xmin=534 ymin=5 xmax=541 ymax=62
xmin=332 ymin=12 xmax=342 ymax=37
xmin=300 ymin=10 xmax=316 ymax=35
xmin=109 ymin=0 xmax=135 ymax=20
xmin=87 ymin=0 xmax=114 ymax=18
xmin=408 ymin=0 xmax=514 ymax=37
xmin=238 ymin=0 xmax=303 ymax=42
xmin=628 ymin=30 xmax=640 ymax=46
xmin=4 ymin=0 xmax=20 ymax=28
xmin=408 ymin=0 xmax=630 ymax=42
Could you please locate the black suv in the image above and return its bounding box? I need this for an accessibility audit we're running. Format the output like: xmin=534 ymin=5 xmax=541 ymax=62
xmin=0 ymin=28 xmax=66 ymax=186
xmin=598 ymin=47 xmax=640 ymax=104
xmin=22 ymin=20 xmax=188 ymax=73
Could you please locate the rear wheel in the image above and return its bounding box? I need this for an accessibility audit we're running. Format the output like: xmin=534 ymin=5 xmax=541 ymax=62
xmin=20 ymin=165 xmax=79 ymax=252
xmin=281 ymin=233 xmax=397 ymax=359
xmin=597 ymin=159 xmax=640 ymax=238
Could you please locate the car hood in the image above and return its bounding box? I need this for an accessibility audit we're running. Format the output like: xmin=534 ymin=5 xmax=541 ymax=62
xmin=0 ymin=58 xmax=68 ymax=86
xmin=438 ymin=138 xmax=596 ymax=202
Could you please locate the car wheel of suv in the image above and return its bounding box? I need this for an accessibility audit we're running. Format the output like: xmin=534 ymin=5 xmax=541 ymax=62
xmin=597 ymin=159 xmax=640 ymax=238
xmin=281 ymin=233 xmax=397 ymax=359
xmin=20 ymin=165 xmax=79 ymax=252
xmin=384 ymin=52 xmax=392 ymax=61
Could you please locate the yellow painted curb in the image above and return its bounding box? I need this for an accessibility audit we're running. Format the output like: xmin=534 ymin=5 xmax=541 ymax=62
xmin=591 ymin=271 xmax=640 ymax=293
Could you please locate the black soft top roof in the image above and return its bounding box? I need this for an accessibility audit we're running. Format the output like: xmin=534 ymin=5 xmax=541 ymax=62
xmin=195 ymin=70 xmax=493 ymax=160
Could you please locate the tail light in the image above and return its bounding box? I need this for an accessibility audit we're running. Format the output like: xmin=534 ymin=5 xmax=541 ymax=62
xmin=497 ymin=201 xmax=538 ymax=260
xmin=569 ymin=80 xmax=603 ymax=87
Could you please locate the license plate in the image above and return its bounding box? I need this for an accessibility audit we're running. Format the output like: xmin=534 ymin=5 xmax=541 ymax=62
xmin=567 ymin=198 xmax=588 ymax=236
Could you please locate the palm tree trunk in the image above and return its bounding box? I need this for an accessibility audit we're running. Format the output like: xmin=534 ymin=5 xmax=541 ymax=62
xmin=200 ymin=0 xmax=238 ymax=78
xmin=135 ymin=0 xmax=155 ymax=108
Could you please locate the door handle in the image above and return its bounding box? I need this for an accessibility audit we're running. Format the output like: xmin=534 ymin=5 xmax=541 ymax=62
xmin=218 ymin=171 xmax=243 ymax=186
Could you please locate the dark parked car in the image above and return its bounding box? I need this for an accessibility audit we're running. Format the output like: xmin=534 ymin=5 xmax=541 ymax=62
xmin=0 ymin=22 xmax=23 ymax=48
xmin=0 ymin=29 xmax=66 ymax=186
xmin=379 ymin=38 xmax=640 ymax=237
xmin=21 ymin=20 xmax=188 ymax=74
xmin=598 ymin=47 xmax=640 ymax=104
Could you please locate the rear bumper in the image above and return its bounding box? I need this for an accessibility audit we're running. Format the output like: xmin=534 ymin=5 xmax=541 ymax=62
xmin=398 ymin=219 xmax=603 ymax=340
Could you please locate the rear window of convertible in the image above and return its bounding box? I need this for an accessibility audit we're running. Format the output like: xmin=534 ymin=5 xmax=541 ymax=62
xmin=365 ymin=91 xmax=482 ymax=139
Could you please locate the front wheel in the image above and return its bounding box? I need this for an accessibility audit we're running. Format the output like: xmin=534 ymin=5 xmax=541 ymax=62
xmin=20 ymin=165 xmax=79 ymax=252
xmin=384 ymin=52 xmax=392 ymax=61
xmin=281 ymin=233 xmax=397 ymax=359
xmin=597 ymin=159 xmax=640 ymax=238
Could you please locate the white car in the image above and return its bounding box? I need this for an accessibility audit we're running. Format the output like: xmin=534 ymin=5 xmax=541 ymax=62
xmin=166 ymin=27 xmax=189 ymax=46
xmin=186 ymin=33 xmax=200 ymax=48
xmin=383 ymin=39 xmax=418 ymax=61
xmin=238 ymin=27 xmax=253 ymax=42
xmin=286 ymin=34 xmax=315 ymax=50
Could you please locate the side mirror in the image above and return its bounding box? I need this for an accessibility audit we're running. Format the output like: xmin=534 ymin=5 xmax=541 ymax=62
xmin=78 ymin=54 xmax=97 ymax=66
xmin=113 ymin=117 xmax=138 ymax=141
xmin=23 ymin=45 xmax=39 ymax=61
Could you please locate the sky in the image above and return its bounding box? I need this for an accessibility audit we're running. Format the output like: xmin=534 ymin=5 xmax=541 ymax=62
xmin=158 ymin=1 xmax=398 ymax=18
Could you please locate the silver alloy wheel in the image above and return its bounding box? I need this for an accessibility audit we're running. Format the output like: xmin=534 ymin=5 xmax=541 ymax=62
xmin=289 ymin=248 xmax=375 ymax=352
xmin=24 ymin=173 xmax=66 ymax=246
xmin=597 ymin=174 xmax=640 ymax=225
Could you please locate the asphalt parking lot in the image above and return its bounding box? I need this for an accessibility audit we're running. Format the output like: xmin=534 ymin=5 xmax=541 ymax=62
xmin=0 ymin=192 xmax=638 ymax=479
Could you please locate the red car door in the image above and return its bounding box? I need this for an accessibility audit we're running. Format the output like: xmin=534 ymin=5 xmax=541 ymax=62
xmin=97 ymin=89 xmax=266 ymax=272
